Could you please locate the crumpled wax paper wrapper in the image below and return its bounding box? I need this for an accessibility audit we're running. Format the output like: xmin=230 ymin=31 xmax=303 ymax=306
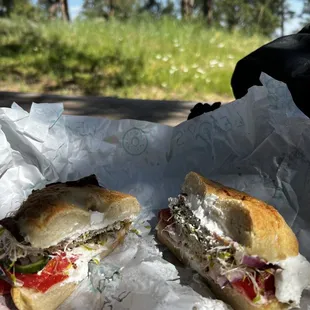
xmin=58 ymin=222 xmax=231 ymax=310
xmin=0 ymin=73 xmax=310 ymax=309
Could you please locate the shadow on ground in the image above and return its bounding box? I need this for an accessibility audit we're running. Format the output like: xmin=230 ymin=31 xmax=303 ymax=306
xmin=0 ymin=91 xmax=197 ymax=126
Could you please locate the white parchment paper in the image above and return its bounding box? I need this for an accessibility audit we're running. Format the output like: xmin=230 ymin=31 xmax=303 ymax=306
xmin=0 ymin=73 xmax=309 ymax=309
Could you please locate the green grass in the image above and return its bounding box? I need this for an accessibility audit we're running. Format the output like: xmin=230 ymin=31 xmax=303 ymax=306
xmin=0 ymin=17 xmax=268 ymax=101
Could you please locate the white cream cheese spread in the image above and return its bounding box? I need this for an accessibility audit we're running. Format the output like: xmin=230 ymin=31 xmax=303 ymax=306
xmin=274 ymin=253 xmax=310 ymax=307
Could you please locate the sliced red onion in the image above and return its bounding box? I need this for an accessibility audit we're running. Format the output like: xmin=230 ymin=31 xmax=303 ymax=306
xmin=165 ymin=224 xmax=175 ymax=233
xmin=241 ymin=255 xmax=268 ymax=269
xmin=217 ymin=276 xmax=229 ymax=288
xmin=225 ymin=269 xmax=245 ymax=283
xmin=241 ymin=255 xmax=280 ymax=270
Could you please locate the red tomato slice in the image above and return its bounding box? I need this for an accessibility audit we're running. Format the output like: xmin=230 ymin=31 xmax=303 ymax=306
xmin=232 ymin=277 xmax=257 ymax=301
xmin=233 ymin=273 xmax=275 ymax=301
xmin=14 ymin=253 xmax=78 ymax=293
xmin=158 ymin=208 xmax=173 ymax=225
xmin=0 ymin=279 xmax=11 ymax=295
xmin=257 ymin=272 xmax=275 ymax=297
xmin=264 ymin=274 xmax=275 ymax=294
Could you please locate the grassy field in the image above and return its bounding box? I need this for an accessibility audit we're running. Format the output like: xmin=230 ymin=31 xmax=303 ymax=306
xmin=0 ymin=17 xmax=268 ymax=102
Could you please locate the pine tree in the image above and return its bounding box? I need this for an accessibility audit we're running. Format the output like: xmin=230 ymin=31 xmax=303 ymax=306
xmin=0 ymin=0 xmax=14 ymax=16
xmin=82 ymin=0 xmax=141 ymax=19
xmin=38 ymin=0 xmax=70 ymax=21
xmin=210 ymin=0 xmax=292 ymax=36
xmin=0 ymin=0 xmax=43 ymax=19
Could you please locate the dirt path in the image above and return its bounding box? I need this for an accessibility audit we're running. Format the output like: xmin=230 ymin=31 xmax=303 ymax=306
xmin=0 ymin=91 xmax=233 ymax=126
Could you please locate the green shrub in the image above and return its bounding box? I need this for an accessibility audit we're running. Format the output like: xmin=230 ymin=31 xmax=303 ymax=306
xmin=0 ymin=17 xmax=268 ymax=100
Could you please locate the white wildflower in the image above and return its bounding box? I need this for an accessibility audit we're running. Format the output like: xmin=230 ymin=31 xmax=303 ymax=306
xmin=169 ymin=66 xmax=178 ymax=75
xmin=182 ymin=66 xmax=189 ymax=73
xmin=209 ymin=38 xmax=216 ymax=44
xmin=197 ymin=68 xmax=205 ymax=75
xmin=209 ymin=59 xmax=218 ymax=67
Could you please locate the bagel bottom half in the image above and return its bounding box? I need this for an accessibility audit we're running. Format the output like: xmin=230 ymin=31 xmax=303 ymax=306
xmin=11 ymin=225 xmax=129 ymax=310
xmin=156 ymin=220 xmax=287 ymax=310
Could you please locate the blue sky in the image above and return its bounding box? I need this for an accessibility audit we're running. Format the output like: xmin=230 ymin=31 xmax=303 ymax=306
xmin=284 ymin=0 xmax=304 ymax=34
xmin=68 ymin=0 xmax=83 ymax=18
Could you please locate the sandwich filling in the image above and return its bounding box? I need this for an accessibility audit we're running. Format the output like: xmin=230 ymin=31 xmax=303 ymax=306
xmin=0 ymin=220 xmax=130 ymax=293
xmin=159 ymin=193 xmax=309 ymax=308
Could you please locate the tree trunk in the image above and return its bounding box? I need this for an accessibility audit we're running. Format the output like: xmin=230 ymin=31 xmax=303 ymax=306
xmin=109 ymin=0 xmax=115 ymax=17
xmin=60 ymin=0 xmax=70 ymax=21
xmin=48 ymin=2 xmax=59 ymax=20
xmin=181 ymin=0 xmax=194 ymax=19
xmin=203 ymin=0 xmax=213 ymax=25
xmin=3 ymin=0 xmax=13 ymax=16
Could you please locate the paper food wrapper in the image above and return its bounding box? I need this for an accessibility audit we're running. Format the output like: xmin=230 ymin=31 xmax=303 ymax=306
xmin=0 ymin=73 xmax=309 ymax=309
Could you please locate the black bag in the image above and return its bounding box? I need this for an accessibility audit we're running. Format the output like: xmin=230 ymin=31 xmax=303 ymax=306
xmin=231 ymin=24 xmax=310 ymax=118
xmin=188 ymin=25 xmax=310 ymax=120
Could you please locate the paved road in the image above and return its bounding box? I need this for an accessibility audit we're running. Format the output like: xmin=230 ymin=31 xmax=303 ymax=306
xmin=0 ymin=91 xmax=203 ymax=127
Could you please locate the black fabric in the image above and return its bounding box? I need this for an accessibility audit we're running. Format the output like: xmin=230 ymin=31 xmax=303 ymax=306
xmin=187 ymin=24 xmax=310 ymax=120
xmin=231 ymin=24 xmax=310 ymax=118
xmin=187 ymin=102 xmax=221 ymax=120
xmin=46 ymin=174 xmax=100 ymax=188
